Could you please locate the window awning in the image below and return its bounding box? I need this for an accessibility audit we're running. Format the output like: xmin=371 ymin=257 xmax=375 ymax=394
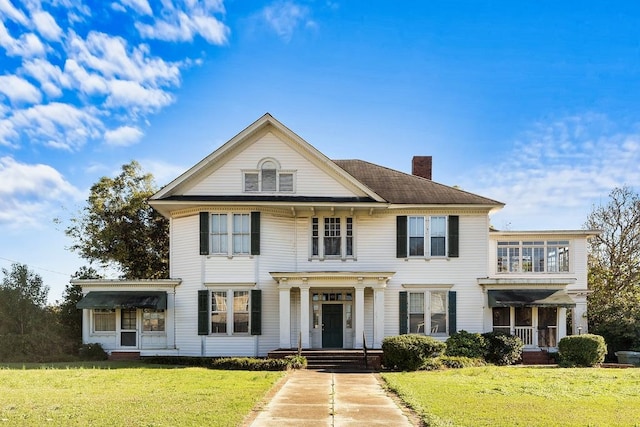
xmin=76 ymin=291 xmax=167 ymax=310
xmin=488 ymin=289 xmax=576 ymax=308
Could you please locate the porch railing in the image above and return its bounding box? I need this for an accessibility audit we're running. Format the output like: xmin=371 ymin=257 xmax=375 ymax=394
xmin=514 ymin=326 xmax=534 ymax=346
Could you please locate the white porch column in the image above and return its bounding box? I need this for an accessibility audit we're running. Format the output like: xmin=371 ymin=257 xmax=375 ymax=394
xmin=167 ymin=290 xmax=176 ymax=349
xmin=373 ymin=287 xmax=385 ymax=348
xmin=299 ymin=285 xmax=310 ymax=348
xmin=558 ymin=307 xmax=567 ymax=339
xmin=279 ymin=286 xmax=291 ymax=348
xmin=573 ymin=300 xmax=588 ymax=335
xmin=354 ymin=285 xmax=365 ymax=349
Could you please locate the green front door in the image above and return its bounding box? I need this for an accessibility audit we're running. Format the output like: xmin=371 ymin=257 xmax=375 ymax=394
xmin=322 ymin=304 xmax=343 ymax=348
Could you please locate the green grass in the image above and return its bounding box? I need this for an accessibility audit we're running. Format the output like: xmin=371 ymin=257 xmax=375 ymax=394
xmin=0 ymin=361 xmax=283 ymax=426
xmin=381 ymin=366 xmax=640 ymax=427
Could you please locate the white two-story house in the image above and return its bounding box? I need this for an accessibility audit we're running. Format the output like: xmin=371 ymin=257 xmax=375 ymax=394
xmin=76 ymin=114 xmax=595 ymax=359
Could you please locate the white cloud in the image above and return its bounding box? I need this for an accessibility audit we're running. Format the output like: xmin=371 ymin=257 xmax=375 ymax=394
xmin=67 ymin=31 xmax=181 ymax=86
xmin=104 ymin=125 xmax=144 ymax=146
xmin=135 ymin=2 xmax=229 ymax=44
xmin=0 ymin=22 xmax=46 ymax=57
xmin=0 ymin=75 xmax=42 ymax=104
xmin=0 ymin=0 xmax=28 ymax=25
xmin=105 ymin=79 xmax=174 ymax=111
xmin=262 ymin=1 xmax=313 ymax=41
xmin=1 ymin=102 xmax=103 ymax=150
xmin=0 ymin=156 xmax=81 ymax=228
xmin=31 ymin=10 xmax=63 ymax=41
xmin=119 ymin=0 xmax=152 ymax=15
xmin=21 ymin=58 xmax=69 ymax=98
xmin=465 ymin=114 xmax=640 ymax=230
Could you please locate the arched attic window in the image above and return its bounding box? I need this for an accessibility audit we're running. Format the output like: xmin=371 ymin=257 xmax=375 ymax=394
xmin=243 ymin=158 xmax=295 ymax=193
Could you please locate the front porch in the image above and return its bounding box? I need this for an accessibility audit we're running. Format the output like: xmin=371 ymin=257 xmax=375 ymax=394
xmin=271 ymin=271 xmax=395 ymax=350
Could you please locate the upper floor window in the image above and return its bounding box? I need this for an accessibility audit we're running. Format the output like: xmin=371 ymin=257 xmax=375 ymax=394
xmin=311 ymin=216 xmax=354 ymax=259
xmin=200 ymin=211 xmax=260 ymax=257
xmin=244 ymin=158 xmax=294 ymax=193
xmin=398 ymin=215 xmax=458 ymax=258
xmin=497 ymin=240 xmax=570 ymax=273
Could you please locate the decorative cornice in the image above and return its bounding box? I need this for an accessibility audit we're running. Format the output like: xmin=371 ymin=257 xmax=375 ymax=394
xmin=271 ymin=271 xmax=395 ymax=289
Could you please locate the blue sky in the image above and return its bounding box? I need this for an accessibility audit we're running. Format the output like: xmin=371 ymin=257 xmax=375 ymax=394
xmin=1 ymin=1 xmax=639 ymax=302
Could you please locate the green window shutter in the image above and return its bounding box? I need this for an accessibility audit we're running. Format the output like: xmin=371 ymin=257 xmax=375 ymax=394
xmin=198 ymin=290 xmax=209 ymax=335
xmin=199 ymin=212 xmax=209 ymax=255
xmin=448 ymin=291 xmax=457 ymax=334
xmin=251 ymin=212 xmax=260 ymax=255
xmin=251 ymin=289 xmax=262 ymax=335
xmin=396 ymin=216 xmax=407 ymax=258
xmin=399 ymin=291 xmax=408 ymax=334
xmin=448 ymin=215 xmax=459 ymax=258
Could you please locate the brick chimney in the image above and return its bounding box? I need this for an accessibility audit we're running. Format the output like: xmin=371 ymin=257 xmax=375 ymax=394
xmin=412 ymin=156 xmax=432 ymax=180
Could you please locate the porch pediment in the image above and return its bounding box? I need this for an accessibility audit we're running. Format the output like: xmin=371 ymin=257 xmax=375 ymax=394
xmin=270 ymin=271 xmax=395 ymax=288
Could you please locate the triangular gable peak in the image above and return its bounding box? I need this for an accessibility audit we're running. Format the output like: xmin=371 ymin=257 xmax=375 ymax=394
xmin=151 ymin=114 xmax=386 ymax=207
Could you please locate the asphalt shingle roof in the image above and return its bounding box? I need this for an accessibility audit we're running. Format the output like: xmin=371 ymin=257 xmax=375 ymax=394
xmin=333 ymin=159 xmax=503 ymax=206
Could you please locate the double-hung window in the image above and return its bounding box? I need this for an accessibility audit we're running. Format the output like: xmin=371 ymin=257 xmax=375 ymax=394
xmin=406 ymin=291 xmax=448 ymax=335
xmin=311 ymin=216 xmax=354 ymax=259
xmin=142 ymin=309 xmax=165 ymax=332
xmin=398 ymin=215 xmax=458 ymax=258
xmin=200 ymin=212 xmax=260 ymax=257
xmin=198 ymin=289 xmax=261 ymax=336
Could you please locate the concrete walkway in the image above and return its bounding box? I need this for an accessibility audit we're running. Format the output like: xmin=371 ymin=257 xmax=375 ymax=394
xmin=246 ymin=370 xmax=416 ymax=426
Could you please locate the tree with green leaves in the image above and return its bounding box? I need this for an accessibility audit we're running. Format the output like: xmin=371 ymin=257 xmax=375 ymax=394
xmin=65 ymin=161 xmax=169 ymax=279
xmin=0 ymin=263 xmax=71 ymax=362
xmin=56 ymin=266 xmax=103 ymax=345
xmin=584 ymin=186 xmax=640 ymax=354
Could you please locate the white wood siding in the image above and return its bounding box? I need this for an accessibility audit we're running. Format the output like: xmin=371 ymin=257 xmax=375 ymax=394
xmin=185 ymin=132 xmax=364 ymax=198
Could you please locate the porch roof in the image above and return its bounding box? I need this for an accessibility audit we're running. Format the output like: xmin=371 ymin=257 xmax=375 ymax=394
xmin=76 ymin=291 xmax=167 ymax=310
xmin=488 ymin=289 xmax=576 ymax=308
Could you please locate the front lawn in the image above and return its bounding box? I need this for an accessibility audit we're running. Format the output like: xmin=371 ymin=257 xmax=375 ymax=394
xmin=0 ymin=362 xmax=283 ymax=426
xmin=382 ymin=366 xmax=640 ymax=427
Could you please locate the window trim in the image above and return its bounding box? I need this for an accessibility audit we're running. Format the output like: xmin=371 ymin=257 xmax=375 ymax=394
xmin=203 ymin=285 xmax=255 ymax=336
xmin=242 ymin=158 xmax=296 ymax=193
xmin=92 ymin=308 xmax=116 ymax=333
xmin=406 ymin=215 xmax=449 ymax=258
xmin=310 ymin=215 xmax=356 ymax=260
xmin=496 ymin=240 xmax=571 ymax=274
xmin=405 ymin=289 xmax=449 ymax=336
xmin=203 ymin=212 xmax=258 ymax=257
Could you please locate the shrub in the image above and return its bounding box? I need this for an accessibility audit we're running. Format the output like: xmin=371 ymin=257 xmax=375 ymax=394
xmin=419 ymin=358 xmax=444 ymax=371
xmin=439 ymin=356 xmax=487 ymax=369
xmin=482 ymin=331 xmax=523 ymax=365
xmin=558 ymin=334 xmax=607 ymax=367
xmin=210 ymin=357 xmax=291 ymax=371
xmin=78 ymin=343 xmax=108 ymax=361
xmin=382 ymin=334 xmax=446 ymax=371
xmin=445 ymin=330 xmax=486 ymax=358
xmin=285 ymin=355 xmax=307 ymax=369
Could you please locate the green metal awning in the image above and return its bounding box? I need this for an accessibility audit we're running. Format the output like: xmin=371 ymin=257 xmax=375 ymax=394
xmin=76 ymin=291 xmax=167 ymax=310
xmin=488 ymin=289 xmax=576 ymax=308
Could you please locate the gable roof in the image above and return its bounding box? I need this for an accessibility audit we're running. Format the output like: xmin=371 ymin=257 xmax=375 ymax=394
xmin=334 ymin=159 xmax=503 ymax=206
xmin=149 ymin=114 xmax=504 ymax=216
xmin=151 ymin=113 xmax=385 ymax=203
